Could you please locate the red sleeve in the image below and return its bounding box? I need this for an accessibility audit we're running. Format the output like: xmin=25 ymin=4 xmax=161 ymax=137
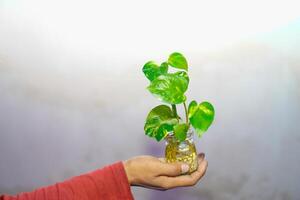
xmin=0 ymin=161 xmax=134 ymax=200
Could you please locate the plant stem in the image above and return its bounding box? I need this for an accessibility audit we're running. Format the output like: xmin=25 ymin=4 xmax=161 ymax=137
xmin=183 ymin=101 xmax=189 ymax=124
xmin=171 ymin=104 xmax=179 ymax=122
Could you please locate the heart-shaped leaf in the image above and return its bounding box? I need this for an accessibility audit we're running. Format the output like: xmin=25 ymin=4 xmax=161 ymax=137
xmin=188 ymin=100 xmax=198 ymax=118
xmin=142 ymin=61 xmax=168 ymax=81
xmin=168 ymin=52 xmax=188 ymax=71
xmin=189 ymin=101 xmax=215 ymax=137
xmin=174 ymin=123 xmax=189 ymax=142
xmin=147 ymin=71 xmax=189 ymax=104
xmin=144 ymin=105 xmax=178 ymax=141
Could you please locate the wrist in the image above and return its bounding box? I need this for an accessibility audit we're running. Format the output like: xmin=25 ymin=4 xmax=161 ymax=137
xmin=123 ymin=160 xmax=135 ymax=185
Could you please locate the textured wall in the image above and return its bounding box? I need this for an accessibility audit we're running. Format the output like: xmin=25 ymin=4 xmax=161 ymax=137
xmin=1 ymin=1 xmax=300 ymax=199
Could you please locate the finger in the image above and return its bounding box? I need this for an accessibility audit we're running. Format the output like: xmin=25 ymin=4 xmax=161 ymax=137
xmin=155 ymin=159 xmax=208 ymax=189
xmin=192 ymin=159 xmax=208 ymax=182
xmin=158 ymin=153 xmax=205 ymax=176
xmin=198 ymin=153 xmax=205 ymax=163
xmin=160 ymin=159 xmax=208 ymax=189
xmin=159 ymin=161 xmax=190 ymax=177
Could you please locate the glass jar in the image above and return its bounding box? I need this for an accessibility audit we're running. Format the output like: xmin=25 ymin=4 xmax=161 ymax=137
xmin=165 ymin=128 xmax=198 ymax=173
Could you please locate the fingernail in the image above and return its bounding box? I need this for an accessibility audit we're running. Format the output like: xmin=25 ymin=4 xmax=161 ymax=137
xmin=181 ymin=164 xmax=189 ymax=174
xmin=198 ymin=153 xmax=205 ymax=159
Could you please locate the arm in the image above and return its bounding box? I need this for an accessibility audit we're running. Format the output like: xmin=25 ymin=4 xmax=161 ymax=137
xmin=1 ymin=153 xmax=207 ymax=199
xmin=1 ymin=162 xmax=134 ymax=200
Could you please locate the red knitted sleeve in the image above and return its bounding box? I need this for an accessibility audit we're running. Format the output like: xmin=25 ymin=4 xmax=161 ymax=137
xmin=0 ymin=161 xmax=134 ymax=200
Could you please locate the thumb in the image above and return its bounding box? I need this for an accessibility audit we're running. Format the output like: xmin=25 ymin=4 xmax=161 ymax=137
xmin=160 ymin=162 xmax=189 ymax=176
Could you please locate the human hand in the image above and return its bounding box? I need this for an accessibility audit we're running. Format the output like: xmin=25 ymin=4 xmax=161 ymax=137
xmin=123 ymin=153 xmax=207 ymax=190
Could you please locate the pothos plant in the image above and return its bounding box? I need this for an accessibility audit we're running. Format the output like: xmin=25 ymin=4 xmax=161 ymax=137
xmin=143 ymin=52 xmax=215 ymax=142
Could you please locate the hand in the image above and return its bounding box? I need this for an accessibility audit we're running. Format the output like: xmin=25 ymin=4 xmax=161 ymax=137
xmin=123 ymin=153 xmax=207 ymax=190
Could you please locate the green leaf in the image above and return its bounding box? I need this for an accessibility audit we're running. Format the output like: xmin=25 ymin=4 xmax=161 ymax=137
xmin=144 ymin=105 xmax=178 ymax=141
xmin=160 ymin=62 xmax=169 ymax=69
xmin=147 ymin=71 xmax=189 ymax=104
xmin=189 ymin=101 xmax=215 ymax=137
xmin=188 ymin=100 xmax=198 ymax=118
xmin=174 ymin=123 xmax=189 ymax=142
xmin=142 ymin=61 xmax=168 ymax=81
xmin=168 ymin=52 xmax=188 ymax=71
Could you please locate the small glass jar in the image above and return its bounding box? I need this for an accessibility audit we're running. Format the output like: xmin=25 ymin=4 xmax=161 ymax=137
xmin=165 ymin=128 xmax=198 ymax=173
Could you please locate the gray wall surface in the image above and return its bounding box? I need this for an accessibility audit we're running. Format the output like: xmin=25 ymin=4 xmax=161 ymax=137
xmin=1 ymin=1 xmax=300 ymax=199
